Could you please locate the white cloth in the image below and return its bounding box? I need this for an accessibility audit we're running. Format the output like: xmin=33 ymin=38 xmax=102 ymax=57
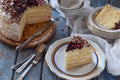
xmin=73 ymin=18 xmax=120 ymax=76
xmin=50 ymin=0 xmax=120 ymax=76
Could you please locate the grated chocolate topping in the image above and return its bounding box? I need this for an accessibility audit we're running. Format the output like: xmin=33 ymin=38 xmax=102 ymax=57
xmin=0 ymin=0 xmax=47 ymax=23
xmin=66 ymin=36 xmax=91 ymax=52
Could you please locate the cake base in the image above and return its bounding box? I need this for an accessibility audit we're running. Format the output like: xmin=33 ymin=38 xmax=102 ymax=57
xmin=0 ymin=21 xmax=55 ymax=48
xmin=65 ymin=47 xmax=94 ymax=69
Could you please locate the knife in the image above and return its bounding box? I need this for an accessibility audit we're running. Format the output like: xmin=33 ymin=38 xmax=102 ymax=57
xmin=15 ymin=20 xmax=51 ymax=53
xmin=17 ymin=43 xmax=46 ymax=80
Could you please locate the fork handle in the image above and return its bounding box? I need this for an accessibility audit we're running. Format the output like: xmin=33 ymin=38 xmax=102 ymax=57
xmin=16 ymin=54 xmax=35 ymax=73
xmin=11 ymin=54 xmax=35 ymax=70
xmin=17 ymin=64 xmax=33 ymax=80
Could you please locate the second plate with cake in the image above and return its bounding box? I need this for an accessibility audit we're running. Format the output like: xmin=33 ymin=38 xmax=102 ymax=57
xmin=45 ymin=34 xmax=106 ymax=80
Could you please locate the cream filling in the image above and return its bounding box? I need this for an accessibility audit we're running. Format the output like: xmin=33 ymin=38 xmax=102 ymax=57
xmin=0 ymin=6 xmax=51 ymax=41
xmin=65 ymin=47 xmax=95 ymax=69
xmin=95 ymin=5 xmax=120 ymax=29
xmin=26 ymin=6 xmax=51 ymax=24
xmin=0 ymin=21 xmax=21 ymax=41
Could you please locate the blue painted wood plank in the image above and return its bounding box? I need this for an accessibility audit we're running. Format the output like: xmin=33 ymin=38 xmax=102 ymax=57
xmin=91 ymin=0 xmax=110 ymax=7
xmin=45 ymin=9 xmax=68 ymax=46
xmin=0 ymin=42 xmax=16 ymax=80
xmin=110 ymin=0 xmax=120 ymax=8
xmin=42 ymin=62 xmax=62 ymax=80
xmin=97 ymin=69 xmax=119 ymax=80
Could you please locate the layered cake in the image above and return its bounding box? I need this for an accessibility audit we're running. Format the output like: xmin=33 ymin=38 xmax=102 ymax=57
xmin=95 ymin=4 xmax=120 ymax=30
xmin=0 ymin=0 xmax=51 ymax=41
xmin=65 ymin=36 xmax=95 ymax=69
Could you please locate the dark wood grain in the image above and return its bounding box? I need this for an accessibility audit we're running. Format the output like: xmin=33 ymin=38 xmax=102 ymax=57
xmin=0 ymin=42 xmax=16 ymax=80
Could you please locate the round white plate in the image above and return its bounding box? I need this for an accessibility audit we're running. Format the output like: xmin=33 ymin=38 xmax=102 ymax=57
xmin=45 ymin=36 xmax=106 ymax=80
xmin=87 ymin=6 xmax=120 ymax=39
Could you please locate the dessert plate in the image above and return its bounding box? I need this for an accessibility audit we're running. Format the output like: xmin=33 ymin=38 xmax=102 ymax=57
xmin=87 ymin=6 xmax=120 ymax=39
xmin=45 ymin=35 xmax=106 ymax=80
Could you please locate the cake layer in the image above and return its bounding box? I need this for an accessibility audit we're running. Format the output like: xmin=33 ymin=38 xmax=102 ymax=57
xmin=0 ymin=21 xmax=55 ymax=48
xmin=0 ymin=5 xmax=51 ymax=41
xmin=0 ymin=0 xmax=51 ymax=41
xmin=95 ymin=5 xmax=120 ymax=29
xmin=65 ymin=46 xmax=95 ymax=69
xmin=26 ymin=6 xmax=51 ymax=24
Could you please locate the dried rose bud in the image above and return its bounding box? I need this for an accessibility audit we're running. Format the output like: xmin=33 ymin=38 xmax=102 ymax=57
xmin=1 ymin=0 xmax=47 ymax=23
xmin=114 ymin=21 xmax=120 ymax=29
xmin=66 ymin=36 xmax=91 ymax=52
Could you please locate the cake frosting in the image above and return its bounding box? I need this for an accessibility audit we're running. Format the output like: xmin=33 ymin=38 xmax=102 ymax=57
xmin=0 ymin=0 xmax=51 ymax=41
xmin=65 ymin=36 xmax=95 ymax=69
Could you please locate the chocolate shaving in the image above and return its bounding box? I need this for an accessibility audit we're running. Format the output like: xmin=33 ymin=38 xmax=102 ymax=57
xmin=0 ymin=0 xmax=47 ymax=23
xmin=66 ymin=36 xmax=91 ymax=52
xmin=114 ymin=21 xmax=120 ymax=29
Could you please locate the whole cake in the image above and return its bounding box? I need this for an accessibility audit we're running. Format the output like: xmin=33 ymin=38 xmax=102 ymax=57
xmin=65 ymin=36 xmax=95 ymax=69
xmin=0 ymin=0 xmax=51 ymax=41
xmin=95 ymin=4 xmax=120 ymax=30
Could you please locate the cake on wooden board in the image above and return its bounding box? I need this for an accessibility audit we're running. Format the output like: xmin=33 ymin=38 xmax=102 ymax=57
xmin=65 ymin=36 xmax=95 ymax=70
xmin=95 ymin=4 xmax=120 ymax=30
xmin=0 ymin=0 xmax=51 ymax=41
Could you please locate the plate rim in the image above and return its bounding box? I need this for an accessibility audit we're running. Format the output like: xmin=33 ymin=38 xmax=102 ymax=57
xmin=89 ymin=6 xmax=120 ymax=32
xmin=45 ymin=36 xmax=106 ymax=80
xmin=52 ymin=41 xmax=99 ymax=77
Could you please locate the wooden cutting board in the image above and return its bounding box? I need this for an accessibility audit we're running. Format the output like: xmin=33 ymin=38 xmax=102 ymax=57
xmin=0 ymin=21 xmax=55 ymax=48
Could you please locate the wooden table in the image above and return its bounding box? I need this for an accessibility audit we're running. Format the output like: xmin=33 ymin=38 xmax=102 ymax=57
xmin=0 ymin=0 xmax=120 ymax=80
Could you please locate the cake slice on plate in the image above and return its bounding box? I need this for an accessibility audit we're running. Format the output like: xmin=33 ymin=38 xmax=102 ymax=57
xmin=95 ymin=4 xmax=120 ymax=29
xmin=65 ymin=36 xmax=95 ymax=69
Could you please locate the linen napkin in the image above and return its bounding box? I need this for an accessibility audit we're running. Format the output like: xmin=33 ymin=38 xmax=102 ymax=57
xmin=50 ymin=0 xmax=120 ymax=76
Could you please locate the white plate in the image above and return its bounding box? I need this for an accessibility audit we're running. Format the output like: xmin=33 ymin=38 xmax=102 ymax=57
xmin=87 ymin=6 xmax=120 ymax=39
xmin=45 ymin=36 xmax=106 ymax=80
xmin=57 ymin=0 xmax=83 ymax=10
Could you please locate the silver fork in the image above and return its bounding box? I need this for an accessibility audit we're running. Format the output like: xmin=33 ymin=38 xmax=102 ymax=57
xmin=15 ymin=54 xmax=36 ymax=73
xmin=17 ymin=44 xmax=46 ymax=80
xmin=11 ymin=54 xmax=35 ymax=70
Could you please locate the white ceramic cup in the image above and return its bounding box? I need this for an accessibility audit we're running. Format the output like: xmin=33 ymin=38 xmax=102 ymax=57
xmin=57 ymin=0 xmax=83 ymax=10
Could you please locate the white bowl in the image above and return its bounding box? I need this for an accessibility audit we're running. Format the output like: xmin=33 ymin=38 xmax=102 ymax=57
xmin=60 ymin=2 xmax=84 ymax=12
xmin=57 ymin=0 xmax=83 ymax=10
xmin=87 ymin=7 xmax=120 ymax=39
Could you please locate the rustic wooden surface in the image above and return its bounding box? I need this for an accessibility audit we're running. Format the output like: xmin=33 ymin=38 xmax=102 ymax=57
xmin=0 ymin=0 xmax=120 ymax=80
xmin=0 ymin=42 xmax=16 ymax=80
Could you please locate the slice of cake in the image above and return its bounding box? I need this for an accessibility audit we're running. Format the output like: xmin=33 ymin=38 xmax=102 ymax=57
xmin=0 ymin=0 xmax=51 ymax=41
xmin=95 ymin=4 xmax=120 ymax=29
xmin=65 ymin=36 xmax=95 ymax=69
